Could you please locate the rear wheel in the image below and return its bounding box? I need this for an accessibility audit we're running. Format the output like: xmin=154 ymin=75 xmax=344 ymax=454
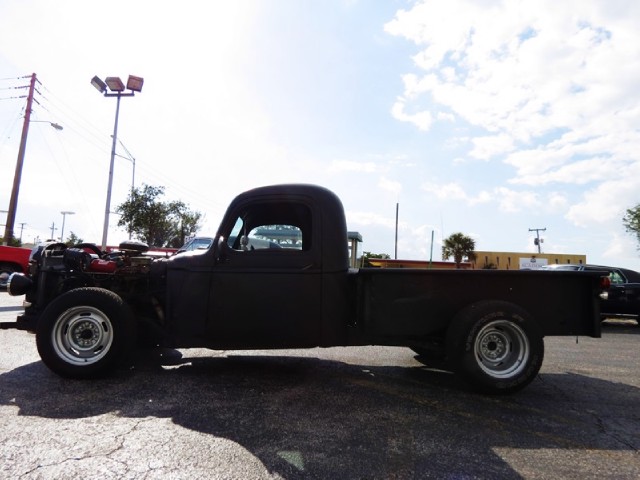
xmin=36 ymin=287 xmax=135 ymax=378
xmin=446 ymin=300 xmax=544 ymax=394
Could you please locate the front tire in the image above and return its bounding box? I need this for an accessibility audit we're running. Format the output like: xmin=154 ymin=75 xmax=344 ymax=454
xmin=36 ymin=287 xmax=135 ymax=378
xmin=446 ymin=300 xmax=544 ymax=394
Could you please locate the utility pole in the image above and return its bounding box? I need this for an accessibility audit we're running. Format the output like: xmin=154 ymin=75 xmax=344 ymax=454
xmin=18 ymin=223 xmax=26 ymax=242
xmin=529 ymin=227 xmax=546 ymax=254
xmin=394 ymin=203 xmax=399 ymax=260
xmin=60 ymin=211 xmax=75 ymax=242
xmin=3 ymin=73 xmax=36 ymax=245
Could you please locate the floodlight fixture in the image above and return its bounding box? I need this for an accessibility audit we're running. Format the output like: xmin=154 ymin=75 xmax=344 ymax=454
xmin=105 ymin=76 xmax=126 ymax=92
xmin=91 ymin=76 xmax=107 ymax=93
xmin=126 ymin=75 xmax=144 ymax=92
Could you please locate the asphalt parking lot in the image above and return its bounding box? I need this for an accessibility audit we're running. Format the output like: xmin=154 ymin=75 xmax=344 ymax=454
xmin=1 ymin=291 xmax=639 ymax=479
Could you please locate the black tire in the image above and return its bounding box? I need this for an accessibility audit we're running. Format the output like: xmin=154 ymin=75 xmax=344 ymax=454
xmin=36 ymin=287 xmax=136 ymax=379
xmin=446 ymin=300 xmax=544 ymax=395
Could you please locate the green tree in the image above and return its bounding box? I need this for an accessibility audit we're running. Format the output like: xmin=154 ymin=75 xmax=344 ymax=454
xmin=167 ymin=200 xmax=203 ymax=248
xmin=442 ymin=232 xmax=477 ymax=268
xmin=0 ymin=236 xmax=21 ymax=247
xmin=623 ymin=204 xmax=640 ymax=250
xmin=116 ymin=184 xmax=203 ymax=247
xmin=65 ymin=231 xmax=83 ymax=247
xmin=360 ymin=251 xmax=391 ymax=267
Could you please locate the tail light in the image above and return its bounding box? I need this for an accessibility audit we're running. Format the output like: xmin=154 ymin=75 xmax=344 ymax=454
xmin=599 ymin=275 xmax=611 ymax=300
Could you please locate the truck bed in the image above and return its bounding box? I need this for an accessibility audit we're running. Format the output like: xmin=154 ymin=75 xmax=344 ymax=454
xmin=355 ymin=268 xmax=601 ymax=340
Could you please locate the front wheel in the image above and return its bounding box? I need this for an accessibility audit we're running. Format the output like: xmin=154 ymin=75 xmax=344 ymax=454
xmin=36 ymin=287 xmax=135 ymax=378
xmin=446 ymin=300 xmax=544 ymax=394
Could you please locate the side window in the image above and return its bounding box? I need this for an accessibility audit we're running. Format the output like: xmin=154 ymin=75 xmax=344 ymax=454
xmin=248 ymin=225 xmax=302 ymax=250
xmin=224 ymin=202 xmax=312 ymax=252
xmin=609 ymin=271 xmax=625 ymax=284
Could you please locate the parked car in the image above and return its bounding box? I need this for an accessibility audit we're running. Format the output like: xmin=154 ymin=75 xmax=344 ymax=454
xmin=176 ymin=235 xmax=282 ymax=254
xmin=0 ymin=245 xmax=31 ymax=290
xmin=543 ymin=264 xmax=640 ymax=321
xmin=176 ymin=236 xmax=214 ymax=253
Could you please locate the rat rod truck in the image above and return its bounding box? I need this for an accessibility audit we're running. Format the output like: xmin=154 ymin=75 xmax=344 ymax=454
xmin=2 ymin=184 xmax=606 ymax=394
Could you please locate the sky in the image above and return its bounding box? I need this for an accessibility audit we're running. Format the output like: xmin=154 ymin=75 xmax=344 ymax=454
xmin=1 ymin=0 xmax=640 ymax=270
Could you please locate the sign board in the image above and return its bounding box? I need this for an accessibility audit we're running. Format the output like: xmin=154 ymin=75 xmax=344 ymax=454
xmin=519 ymin=257 xmax=548 ymax=270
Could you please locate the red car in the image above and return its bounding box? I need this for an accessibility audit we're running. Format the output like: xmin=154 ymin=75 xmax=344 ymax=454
xmin=0 ymin=245 xmax=31 ymax=290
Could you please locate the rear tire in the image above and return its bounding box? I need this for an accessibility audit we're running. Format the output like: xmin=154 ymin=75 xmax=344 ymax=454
xmin=446 ymin=300 xmax=544 ymax=394
xmin=36 ymin=287 xmax=136 ymax=379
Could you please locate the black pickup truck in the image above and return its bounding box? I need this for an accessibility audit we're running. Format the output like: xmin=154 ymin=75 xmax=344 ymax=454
xmin=3 ymin=184 xmax=606 ymax=394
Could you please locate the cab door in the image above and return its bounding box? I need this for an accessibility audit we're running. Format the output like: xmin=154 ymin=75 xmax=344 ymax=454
xmin=206 ymin=199 xmax=322 ymax=348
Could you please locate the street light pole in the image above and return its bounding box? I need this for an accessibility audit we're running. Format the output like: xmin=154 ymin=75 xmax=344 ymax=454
xmin=91 ymin=75 xmax=143 ymax=250
xmin=102 ymin=94 xmax=121 ymax=250
xmin=60 ymin=211 xmax=75 ymax=242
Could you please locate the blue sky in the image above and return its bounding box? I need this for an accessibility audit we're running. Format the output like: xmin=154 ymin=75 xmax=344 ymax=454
xmin=1 ymin=0 xmax=640 ymax=269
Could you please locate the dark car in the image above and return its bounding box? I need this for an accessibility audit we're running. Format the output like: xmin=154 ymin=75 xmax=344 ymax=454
xmin=543 ymin=264 xmax=640 ymax=321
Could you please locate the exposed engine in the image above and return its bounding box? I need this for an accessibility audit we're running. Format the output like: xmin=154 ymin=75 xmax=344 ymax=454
xmin=8 ymin=241 xmax=170 ymax=322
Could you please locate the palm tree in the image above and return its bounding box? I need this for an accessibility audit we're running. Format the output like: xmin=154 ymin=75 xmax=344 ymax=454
xmin=442 ymin=232 xmax=476 ymax=268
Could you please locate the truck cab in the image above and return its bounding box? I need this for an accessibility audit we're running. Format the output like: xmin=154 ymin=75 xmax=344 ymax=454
xmin=164 ymin=184 xmax=352 ymax=349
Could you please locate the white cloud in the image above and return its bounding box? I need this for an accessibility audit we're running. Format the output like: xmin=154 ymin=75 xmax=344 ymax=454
xmin=346 ymin=211 xmax=396 ymax=229
xmin=422 ymin=181 xmax=491 ymax=206
xmin=470 ymin=134 xmax=515 ymax=160
xmin=548 ymin=192 xmax=569 ymax=211
xmin=329 ymin=160 xmax=380 ymax=174
xmin=601 ymin=233 xmax=640 ymax=266
xmin=436 ymin=111 xmax=456 ymax=122
xmin=422 ymin=181 xmax=573 ymax=214
xmin=422 ymin=181 xmax=468 ymax=201
xmin=385 ymin=2 xmax=640 ymax=160
xmin=493 ymin=187 xmax=539 ymax=213
xmin=378 ymin=176 xmax=403 ymax=196
xmin=390 ymin=98 xmax=433 ymax=131
xmin=565 ymin=178 xmax=638 ymax=227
